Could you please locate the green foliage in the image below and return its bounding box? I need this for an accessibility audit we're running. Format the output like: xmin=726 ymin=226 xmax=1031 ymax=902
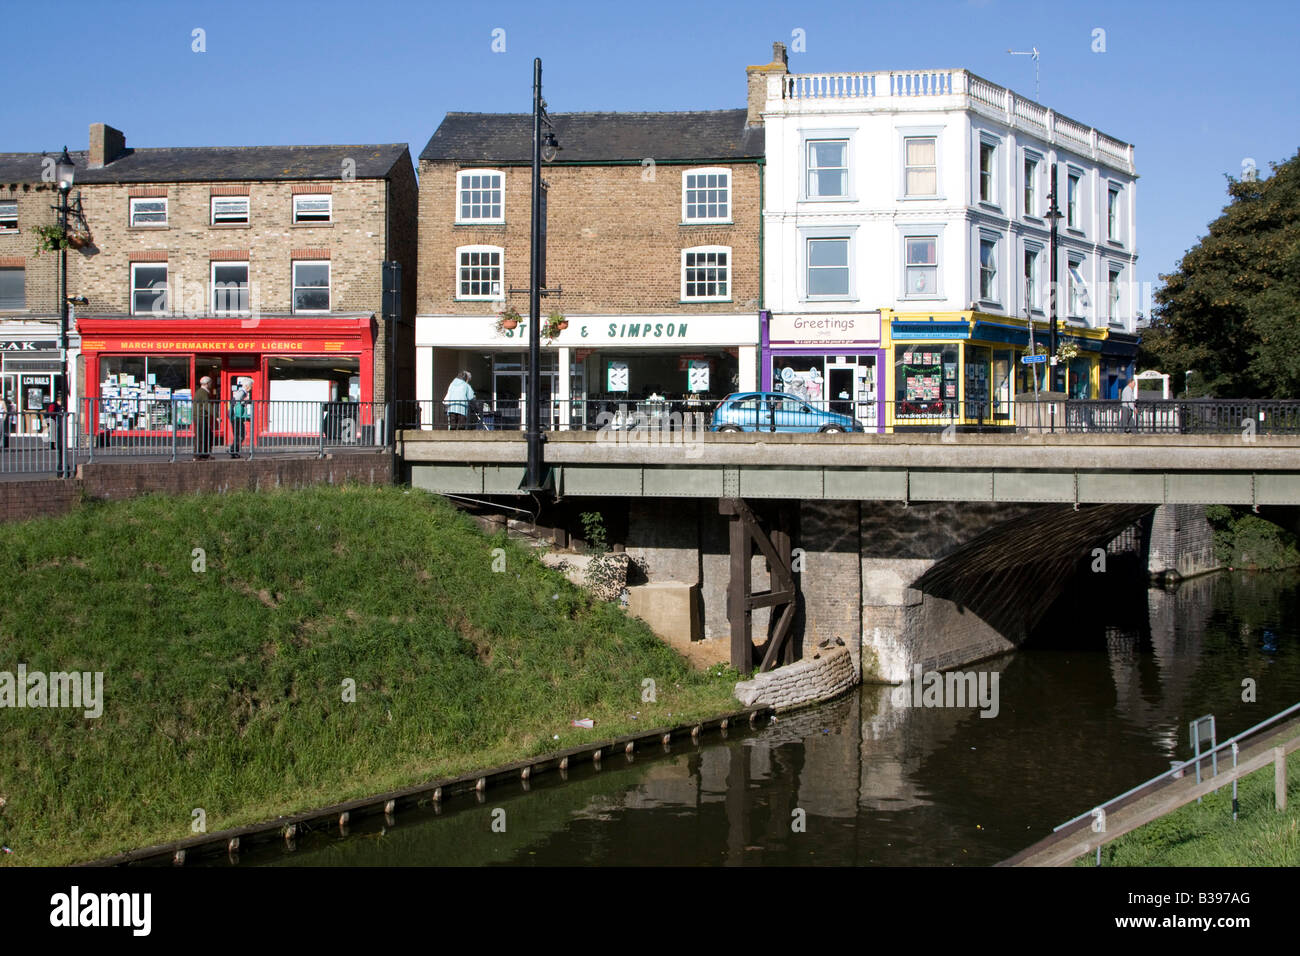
xmin=1204 ymin=506 xmax=1300 ymax=569
xmin=1141 ymin=149 xmax=1300 ymax=397
xmin=579 ymin=510 xmax=608 ymax=554
xmin=0 ymin=486 xmax=736 ymax=864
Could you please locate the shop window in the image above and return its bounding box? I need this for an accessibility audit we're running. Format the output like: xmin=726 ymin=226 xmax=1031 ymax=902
xmin=681 ymin=246 xmax=729 ymax=300
xmin=211 ymin=196 xmax=249 ymax=225
xmin=292 ymin=260 xmax=330 ymax=313
xmin=98 ymin=355 xmax=191 ymax=430
xmin=807 ymin=140 xmax=848 ymax=198
xmin=130 ymin=197 xmax=167 ymax=227
xmin=904 ymin=137 xmax=937 ymax=196
xmin=457 ymin=170 xmax=504 ymax=223
xmin=456 ymin=246 xmax=502 ymax=300
xmin=979 ymin=236 xmax=998 ymax=302
xmin=211 ymin=261 xmax=250 ymax=314
xmin=131 ymin=263 xmax=168 ymax=315
xmin=682 ymin=168 xmax=730 ymax=223
xmin=0 ymin=200 xmax=16 ymax=231
xmin=293 ymin=195 xmax=332 ymax=224
xmin=965 ymin=345 xmax=990 ymax=420
xmin=0 ymin=266 xmax=23 ymax=310
xmin=904 ymin=236 xmax=937 ymax=296
xmin=895 ymin=345 xmax=958 ymax=416
xmin=806 ymin=237 xmax=849 ymax=297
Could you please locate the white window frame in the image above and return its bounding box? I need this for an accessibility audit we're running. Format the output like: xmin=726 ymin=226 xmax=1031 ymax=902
xmin=1065 ymin=168 xmax=1083 ymax=232
xmin=129 ymin=196 xmax=168 ymax=227
xmin=291 ymin=260 xmax=331 ymax=314
xmin=1107 ymin=264 xmax=1123 ymax=326
xmin=1023 ymin=241 xmax=1043 ymax=314
xmin=1067 ymin=256 xmax=1088 ymax=319
xmin=292 ymin=194 xmax=332 ymax=224
xmin=456 ymin=169 xmax=505 ymax=224
xmin=130 ymin=262 xmax=168 ymax=315
xmin=899 ymin=127 xmax=943 ymax=200
xmin=1107 ymin=182 xmax=1122 ymax=244
xmin=680 ymin=245 xmax=731 ymax=301
xmin=1023 ymin=150 xmax=1042 ymax=220
xmin=800 ymin=129 xmax=853 ymax=202
xmin=978 ymin=232 xmax=1000 ymax=305
xmin=798 ymin=225 xmax=857 ymax=301
xmin=977 ymin=135 xmax=1000 ymax=207
xmin=898 ymin=223 xmax=944 ymax=300
xmin=210 ymin=261 xmax=250 ymax=315
xmin=0 ymin=199 xmax=17 ymax=232
xmin=211 ymin=195 xmax=250 ymax=225
xmin=456 ymin=245 xmax=504 ymax=301
xmin=681 ymin=168 xmax=731 ymax=224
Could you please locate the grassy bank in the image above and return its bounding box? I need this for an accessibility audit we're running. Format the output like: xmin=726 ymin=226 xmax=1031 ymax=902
xmin=1087 ymin=746 xmax=1300 ymax=866
xmin=0 ymin=485 xmax=740 ymax=865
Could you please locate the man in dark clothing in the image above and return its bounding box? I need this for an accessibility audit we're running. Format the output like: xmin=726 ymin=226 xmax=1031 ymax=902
xmin=194 ymin=376 xmax=213 ymax=460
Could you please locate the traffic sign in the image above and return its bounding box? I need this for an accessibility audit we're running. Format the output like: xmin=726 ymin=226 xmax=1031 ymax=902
xmin=1021 ymin=354 xmax=1048 ymax=364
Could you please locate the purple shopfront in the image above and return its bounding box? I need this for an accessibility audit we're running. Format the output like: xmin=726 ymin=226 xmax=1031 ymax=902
xmin=760 ymin=310 xmax=885 ymax=433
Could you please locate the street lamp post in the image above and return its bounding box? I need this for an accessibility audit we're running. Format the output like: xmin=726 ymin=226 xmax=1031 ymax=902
xmin=523 ymin=58 xmax=560 ymax=492
xmin=54 ymin=147 xmax=76 ymax=478
xmin=1044 ymin=162 xmax=1064 ymax=395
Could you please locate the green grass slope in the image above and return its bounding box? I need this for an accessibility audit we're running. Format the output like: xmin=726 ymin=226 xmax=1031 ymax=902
xmin=0 ymin=485 xmax=739 ymax=865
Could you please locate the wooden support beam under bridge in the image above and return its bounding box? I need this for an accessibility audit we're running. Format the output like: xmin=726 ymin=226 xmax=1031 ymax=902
xmin=720 ymin=497 xmax=800 ymax=675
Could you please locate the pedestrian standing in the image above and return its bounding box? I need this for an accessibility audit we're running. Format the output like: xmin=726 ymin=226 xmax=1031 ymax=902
xmin=443 ymin=370 xmax=474 ymax=430
xmin=229 ymin=379 xmax=250 ymax=458
xmin=194 ymin=376 xmax=213 ymax=460
xmin=1120 ymin=377 xmax=1138 ymax=433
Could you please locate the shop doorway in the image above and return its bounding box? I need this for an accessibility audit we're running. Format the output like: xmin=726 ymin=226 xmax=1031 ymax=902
xmin=492 ymin=353 xmax=558 ymax=430
xmin=828 ymin=366 xmax=854 ymax=416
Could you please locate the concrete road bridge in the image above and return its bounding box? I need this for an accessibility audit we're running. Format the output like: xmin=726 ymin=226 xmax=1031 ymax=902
xmin=400 ymin=431 xmax=1300 ymax=679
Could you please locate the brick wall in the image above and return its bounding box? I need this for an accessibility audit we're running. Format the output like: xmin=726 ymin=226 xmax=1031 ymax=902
xmin=0 ymin=182 xmax=67 ymax=316
xmin=0 ymin=454 xmax=394 ymax=524
xmin=417 ymin=160 xmax=762 ymax=317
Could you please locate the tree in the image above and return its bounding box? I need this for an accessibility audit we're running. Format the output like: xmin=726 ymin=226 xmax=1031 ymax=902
xmin=1141 ymin=149 xmax=1300 ymax=397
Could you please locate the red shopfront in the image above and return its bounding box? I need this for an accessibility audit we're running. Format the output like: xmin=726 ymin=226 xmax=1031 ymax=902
xmin=76 ymin=316 xmax=376 ymax=440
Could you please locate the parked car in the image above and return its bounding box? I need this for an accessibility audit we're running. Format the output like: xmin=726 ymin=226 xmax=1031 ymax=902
xmin=709 ymin=391 xmax=863 ymax=433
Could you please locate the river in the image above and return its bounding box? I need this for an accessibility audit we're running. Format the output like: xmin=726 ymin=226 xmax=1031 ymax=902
xmin=238 ymin=568 xmax=1299 ymax=866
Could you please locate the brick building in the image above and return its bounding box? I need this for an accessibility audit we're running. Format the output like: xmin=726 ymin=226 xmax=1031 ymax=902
xmin=414 ymin=104 xmax=764 ymax=427
xmin=4 ymin=123 xmax=418 ymax=443
xmin=0 ymin=154 xmax=78 ymax=436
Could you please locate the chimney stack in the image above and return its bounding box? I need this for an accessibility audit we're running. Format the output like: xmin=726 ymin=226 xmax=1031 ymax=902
xmin=88 ymin=123 xmax=126 ymax=168
xmin=746 ymin=42 xmax=789 ymax=128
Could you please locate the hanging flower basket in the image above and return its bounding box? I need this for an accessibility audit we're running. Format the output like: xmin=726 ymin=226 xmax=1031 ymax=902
xmin=1056 ymin=341 xmax=1080 ymax=363
xmin=543 ymin=311 xmax=567 ymax=340
xmin=495 ymin=307 xmax=521 ymax=334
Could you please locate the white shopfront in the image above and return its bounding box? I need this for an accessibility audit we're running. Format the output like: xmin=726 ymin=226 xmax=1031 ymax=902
xmin=415 ymin=313 xmax=758 ymax=428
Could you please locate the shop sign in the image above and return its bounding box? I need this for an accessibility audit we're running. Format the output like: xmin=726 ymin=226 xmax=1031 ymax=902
xmin=768 ymin=312 xmax=880 ymax=346
xmin=0 ymin=341 xmax=58 ymax=351
xmin=78 ymin=337 xmax=354 ymax=353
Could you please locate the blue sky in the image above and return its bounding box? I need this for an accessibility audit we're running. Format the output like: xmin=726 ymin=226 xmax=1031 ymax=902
xmin=7 ymin=0 xmax=1298 ymax=298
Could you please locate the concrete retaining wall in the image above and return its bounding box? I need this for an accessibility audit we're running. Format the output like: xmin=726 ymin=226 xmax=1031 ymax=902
xmin=733 ymin=644 xmax=858 ymax=711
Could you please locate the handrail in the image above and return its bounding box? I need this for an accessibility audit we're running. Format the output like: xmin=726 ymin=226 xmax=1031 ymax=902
xmin=1053 ymin=699 xmax=1300 ymax=832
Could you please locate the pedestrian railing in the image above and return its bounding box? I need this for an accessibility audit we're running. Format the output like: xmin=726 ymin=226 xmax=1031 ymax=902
xmin=0 ymin=400 xmax=390 ymax=476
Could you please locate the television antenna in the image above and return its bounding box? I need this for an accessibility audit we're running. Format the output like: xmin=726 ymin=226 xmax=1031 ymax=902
xmin=1007 ymin=47 xmax=1040 ymax=100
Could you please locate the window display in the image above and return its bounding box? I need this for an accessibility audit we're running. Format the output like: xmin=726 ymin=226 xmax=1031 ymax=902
xmin=895 ymin=345 xmax=958 ymax=416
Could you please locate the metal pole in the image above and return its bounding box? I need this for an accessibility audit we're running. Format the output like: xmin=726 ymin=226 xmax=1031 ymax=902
xmin=57 ymin=186 xmax=69 ymax=478
xmin=1047 ymin=162 xmax=1060 ymax=395
xmin=525 ymin=57 xmax=545 ymax=491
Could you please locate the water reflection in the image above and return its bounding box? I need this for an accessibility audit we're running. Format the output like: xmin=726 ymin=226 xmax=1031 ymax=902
xmin=245 ymin=569 xmax=1298 ymax=867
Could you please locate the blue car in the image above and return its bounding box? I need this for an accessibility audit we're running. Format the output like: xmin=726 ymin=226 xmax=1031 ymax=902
xmin=710 ymin=391 xmax=863 ymax=433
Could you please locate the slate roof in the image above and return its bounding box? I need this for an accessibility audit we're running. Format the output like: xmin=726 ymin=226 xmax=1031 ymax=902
xmin=0 ymin=144 xmax=410 ymax=184
xmin=420 ymin=110 xmax=764 ymax=164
